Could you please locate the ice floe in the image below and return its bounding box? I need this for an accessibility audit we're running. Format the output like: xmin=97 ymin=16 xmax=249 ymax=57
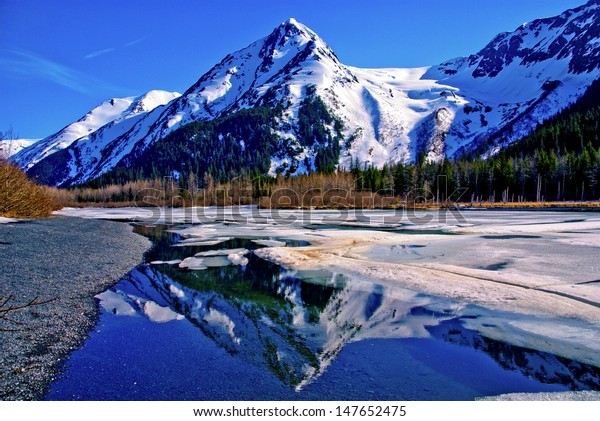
xmin=178 ymin=257 xmax=208 ymax=270
xmin=150 ymin=259 xmax=182 ymax=265
xmin=195 ymin=248 xmax=249 ymax=257
xmin=172 ymin=237 xmax=232 ymax=247
xmin=59 ymin=206 xmax=600 ymax=367
xmin=227 ymin=251 xmax=249 ymax=266
xmin=251 ymin=239 xmax=287 ymax=247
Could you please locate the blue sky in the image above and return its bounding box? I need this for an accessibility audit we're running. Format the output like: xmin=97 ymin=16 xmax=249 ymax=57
xmin=0 ymin=0 xmax=587 ymax=139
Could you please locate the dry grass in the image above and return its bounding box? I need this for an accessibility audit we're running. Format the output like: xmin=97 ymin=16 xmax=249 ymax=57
xmin=260 ymin=173 xmax=399 ymax=209
xmin=0 ymin=158 xmax=60 ymax=218
xmin=35 ymin=170 xmax=600 ymax=211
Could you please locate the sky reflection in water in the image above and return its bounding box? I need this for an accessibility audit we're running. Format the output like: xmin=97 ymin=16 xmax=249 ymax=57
xmin=46 ymin=224 xmax=600 ymax=400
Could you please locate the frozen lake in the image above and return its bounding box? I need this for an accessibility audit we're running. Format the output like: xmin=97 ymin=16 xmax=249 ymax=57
xmin=48 ymin=207 xmax=600 ymax=400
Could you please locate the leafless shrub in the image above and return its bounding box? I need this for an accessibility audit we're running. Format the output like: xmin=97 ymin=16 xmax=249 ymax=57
xmin=0 ymin=158 xmax=60 ymax=218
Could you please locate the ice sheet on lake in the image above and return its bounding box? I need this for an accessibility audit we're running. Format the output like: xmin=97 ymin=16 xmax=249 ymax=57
xmin=179 ymin=257 xmax=208 ymax=270
xmin=195 ymin=248 xmax=248 ymax=257
xmin=150 ymin=259 xmax=182 ymax=265
xmin=172 ymin=237 xmax=232 ymax=247
xmin=252 ymin=239 xmax=287 ymax=247
xmin=56 ymin=206 xmax=158 ymax=220
xmin=60 ymin=206 xmax=600 ymax=366
xmin=203 ymin=256 xmax=234 ymax=267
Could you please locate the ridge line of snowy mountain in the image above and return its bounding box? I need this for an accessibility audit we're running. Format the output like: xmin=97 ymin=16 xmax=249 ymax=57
xmin=10 ymin=1 xmax=600 ymax=186
xmin=10 ymin=90 xmax=181 ymax=170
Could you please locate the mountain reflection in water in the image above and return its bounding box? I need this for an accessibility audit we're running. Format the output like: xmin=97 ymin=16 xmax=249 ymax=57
xmin=45 ymin=224 xmax=600 ymax=400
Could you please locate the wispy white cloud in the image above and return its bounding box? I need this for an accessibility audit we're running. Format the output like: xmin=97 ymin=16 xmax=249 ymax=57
xmin=0 ymin=49 xmax=128 ymax=95
xmin=82 ymin=34 xmax=148 ymax=60
xmin=125 ymin=35 xmax=149 ymax=47
xmin=83 ymin=47 xmax=116 ymax=60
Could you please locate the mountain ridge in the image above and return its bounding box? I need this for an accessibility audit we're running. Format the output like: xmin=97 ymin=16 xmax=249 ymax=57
xmin=13 ymin=1 xmax=600 ymax=186
xmin=11 ymin=90 xmax=180 ymax=174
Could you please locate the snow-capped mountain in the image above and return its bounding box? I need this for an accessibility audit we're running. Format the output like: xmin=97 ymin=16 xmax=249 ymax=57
xmin=11 ymin=90 xmax=180 ymax=174
xmin=15 ymin=1 xmax=600 ymax=186
xmin=0 ymin=138 xmax=40 ymax=158
xmin=423 ymin=0 xmax=600 ymax=157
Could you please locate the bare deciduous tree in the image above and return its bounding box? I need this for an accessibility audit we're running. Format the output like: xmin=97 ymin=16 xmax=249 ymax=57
xmin=0 ymin=126 xmax=19 ymax=160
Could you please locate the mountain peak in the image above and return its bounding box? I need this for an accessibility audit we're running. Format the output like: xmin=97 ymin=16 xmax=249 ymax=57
xmin=283 ymin=17 xmax=300 ymax=27
xmin=129 ymin=90 xmax=180 ymax=114
xmin=279 ymin=17 xmax=309 ymax=33
xmin=426 ymin=0 xmax=600 ymax=80
xmin=18 ymin=2 xmax=600 ymax=186
xmin=180 ymin=16 xmax=339 ymax=119
xmin=269 ymin=17 xmax=320 ymax=46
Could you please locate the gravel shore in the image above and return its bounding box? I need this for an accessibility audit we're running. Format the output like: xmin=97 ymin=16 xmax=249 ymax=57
xmin=0 ymin=216 xmax=150 ymax=400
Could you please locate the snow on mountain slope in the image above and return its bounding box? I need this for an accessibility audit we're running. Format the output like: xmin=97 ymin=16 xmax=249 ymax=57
xmin=12 ymin=97 xmax=136 ymax=171
xmin=11 ymin=90 xmax=180 ymax=174
xmin=423 ymin=0 xmax=600 ymax=157
xmin=81 ymin=19 xmax=371 ymax=181
xmin=19 ymin=1 xmax=600 ymax=186
xmin=51 ymin=90 xmax=181 ymax=186
xmin=0 ymin=138 xmax=40 ymax=158
xmin=344 ymin=66 xmax=466 ymax=164
xmin=43 ymin=18 xmax=464 ymax=185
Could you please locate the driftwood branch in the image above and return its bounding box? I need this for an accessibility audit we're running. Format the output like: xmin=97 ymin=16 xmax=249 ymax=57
xmin=0 ymin=293 xmax=57 ymax=332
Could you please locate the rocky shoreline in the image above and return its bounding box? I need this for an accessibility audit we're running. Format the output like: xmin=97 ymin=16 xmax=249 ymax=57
xmin=0 ymin=216 xmax=150 ymax=400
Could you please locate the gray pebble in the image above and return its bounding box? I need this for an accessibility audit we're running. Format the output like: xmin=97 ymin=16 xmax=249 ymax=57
xmin=0 ymin=216 xmax=149 ymax=400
